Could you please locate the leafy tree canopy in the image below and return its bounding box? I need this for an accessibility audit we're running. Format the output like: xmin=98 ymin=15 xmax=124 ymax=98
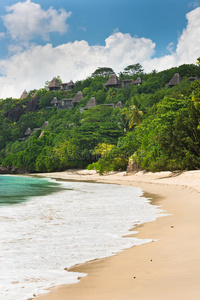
xmin=91 ymin=67 xmax=114 ymax=78
xmin=123 ymin=63 xmax=144 ymax=76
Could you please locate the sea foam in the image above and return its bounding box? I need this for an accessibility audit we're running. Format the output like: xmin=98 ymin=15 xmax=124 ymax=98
xmin=0 ymin=179 xmax=166 ymax=300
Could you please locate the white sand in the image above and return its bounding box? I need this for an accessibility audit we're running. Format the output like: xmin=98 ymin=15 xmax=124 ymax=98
xmin=34 ymin=170 xmax=200 ymax=300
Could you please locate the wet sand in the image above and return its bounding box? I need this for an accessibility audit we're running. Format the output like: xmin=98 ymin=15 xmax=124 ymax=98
xmin=34 ymin=170 xmax=200 ymax=300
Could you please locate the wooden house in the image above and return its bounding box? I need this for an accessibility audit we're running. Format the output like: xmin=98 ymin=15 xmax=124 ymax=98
xmin=167 ymin=73 xmax=182 ymax=87
xmin=59 ymin=98 xmax=73 ymax=109
xmin=121 ymin=79 xmax=134 ymax=88
xmin=47 ymin=77 xmax=61 ymax=91
xmin=84 ymin=97 xmax=98 ymax=110
xmin=72 ymin=91 xmax=83 ymax=107
xmin=104 ymin=74 xmax=121 ymax=89
xmin=61 ymin=80 xmax=75 ymax=91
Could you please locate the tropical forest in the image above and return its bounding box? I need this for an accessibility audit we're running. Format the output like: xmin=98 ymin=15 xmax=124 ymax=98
xmin=0 ymin=60 xmax=200 ymax=174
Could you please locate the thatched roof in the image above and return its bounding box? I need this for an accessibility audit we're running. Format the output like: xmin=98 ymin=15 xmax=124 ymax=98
xmin=51 ymin=97 xmax=59 ymax=104
xmin=48 ymin=77 xmax=61 ymax=89
xmin=134 ymin=77 xmax=142 ymax=84
xmin=67 ymin=80 xmax=75 ymax=87
xmin=167 ymin=73 xmax=182 ymax=87
xmin=20 ymin=90 xmax=28 ymax=99
xmin=41 ymin=121 xmax=49 ymax=130
xmin=84 ymin=97 xmax=98 ymax=110
xmin=105 ymin=74 xmax=120 ymax=87
xmin=24 ymin=127 xmax=32 ymax=136
xmin=72 ymin=91 xmax=83 ymax=104
xmin=61 ymin=80 xmax=75 ymax=90
xmin=115 ymin=101 xmax=123 ymax=108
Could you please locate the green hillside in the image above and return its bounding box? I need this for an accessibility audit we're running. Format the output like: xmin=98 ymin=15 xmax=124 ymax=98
xmin=0 ymin=62 xmax=200 ymax=174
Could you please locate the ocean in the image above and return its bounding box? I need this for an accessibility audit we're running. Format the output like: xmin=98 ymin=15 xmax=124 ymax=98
xmin=0 ymin=175 xmax=165 ymax=300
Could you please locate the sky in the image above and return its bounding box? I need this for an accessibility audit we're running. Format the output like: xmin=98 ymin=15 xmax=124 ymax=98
xmin=0 ymin=0 xmax=199 ymax=99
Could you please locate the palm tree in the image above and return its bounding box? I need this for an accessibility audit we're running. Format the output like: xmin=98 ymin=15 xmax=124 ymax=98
xmin=121 ymin=103 xmax=143 ymax=130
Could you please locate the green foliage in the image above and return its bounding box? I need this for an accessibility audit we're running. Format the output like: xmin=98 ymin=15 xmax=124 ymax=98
xmin=0 ymin=62 xmax=200 ymax=174
xmin=191 ymin=80 xmax=200 ymax=129
xmin=157 ymin=63 xmax=200 ymax=83
xmin=90 ymin=143 xmax=128 ymax=175
xmin=87 ymin=161 xmax=100 ymax=171
xmin=135 ymin=96 xmax=200 ymax=171
xmin=137 ymin=74 xmax=165 ymax=94
xmin=121 ymin=102 xmax=143 ymax=130
xmin=123 ymin=63 xmax=144 ymax=76
xmin=117 ymin=130 xmax=139 ymax=154
xmin=91 ymin=67 xmax=114 ymax=78
xmin=38 ymin=90 xmax=68 ymax=109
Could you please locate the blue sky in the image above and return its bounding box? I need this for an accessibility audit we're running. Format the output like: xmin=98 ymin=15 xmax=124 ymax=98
xmin=0 ymin=0 xmax=199 ymax=98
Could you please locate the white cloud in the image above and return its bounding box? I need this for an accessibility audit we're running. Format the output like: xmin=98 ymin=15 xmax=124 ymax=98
xmin=189 ymin=1 xmax=200 ymax=8
xmin=0 ymin=7 xmax=199 ymax=99
xmin=2 ymin=0 xmax=71 ymax=42
xmin=143 ymin=7 xmax=200 ymax=72
xmin=176 ymin=7 xmax=200 ymax=63
xmin=166 ymin=42 xmax=174 ymax=54
xmin=0 ymin=33 xmax=155 ymax=98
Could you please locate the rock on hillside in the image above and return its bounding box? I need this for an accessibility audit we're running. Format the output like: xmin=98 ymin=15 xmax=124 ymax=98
xmin=26 ymin=96 xmax=40 ymax=112
xmin=4 ymin=105 xmax=24 ymax=121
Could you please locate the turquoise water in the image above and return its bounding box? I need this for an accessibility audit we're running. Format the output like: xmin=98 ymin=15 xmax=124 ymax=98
xmin=0 ymin=175 xmax=63 ymax=205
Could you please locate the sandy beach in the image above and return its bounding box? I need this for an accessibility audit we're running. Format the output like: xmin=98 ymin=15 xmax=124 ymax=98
xmin=34 ymin=170 xmax=200 ymax=300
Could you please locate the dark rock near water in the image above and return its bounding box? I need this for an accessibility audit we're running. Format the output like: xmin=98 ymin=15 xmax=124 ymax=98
xmin=26 ymin=96 xmax=40 ymax=112
xmin=0 ymin=166 xmax=20 ymax=174
xmin=4 ymin=105 xmax=24 ymax=122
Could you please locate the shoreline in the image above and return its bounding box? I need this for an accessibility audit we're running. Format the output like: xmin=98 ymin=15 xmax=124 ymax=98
xmin=34 ymin=170 xmax=200 ymax=300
